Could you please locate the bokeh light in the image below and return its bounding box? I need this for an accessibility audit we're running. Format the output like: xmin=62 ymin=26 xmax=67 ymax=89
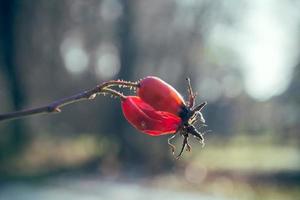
xmin=60 ymin=35 xmax=89 ymax=75
xmin=95 ymin=43 xmax=120 ymax=79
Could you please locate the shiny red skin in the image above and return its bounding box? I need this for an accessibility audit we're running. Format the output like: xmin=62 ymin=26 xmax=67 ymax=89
xmin=121 ymin=96 xmax=181 ymax=136
xmin=137 ymin=76 xmax=185 ymax=116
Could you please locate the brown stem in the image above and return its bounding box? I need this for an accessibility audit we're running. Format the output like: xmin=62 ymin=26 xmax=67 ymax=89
xmin=0 ymin=80 xmax=138 ymax=122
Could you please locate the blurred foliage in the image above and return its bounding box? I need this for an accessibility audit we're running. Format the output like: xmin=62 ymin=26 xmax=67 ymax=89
xmin=0 ymin=0 xmax=300 ymax=199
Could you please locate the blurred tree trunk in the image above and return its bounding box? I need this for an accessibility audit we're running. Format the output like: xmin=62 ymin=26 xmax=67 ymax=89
xmin=0 ymin=0 xmax=28 ymax=160
xmin=117 ymin=0 xmax=136 ymax=81
xmin=109 ymin=0 xmax=143 ymax=163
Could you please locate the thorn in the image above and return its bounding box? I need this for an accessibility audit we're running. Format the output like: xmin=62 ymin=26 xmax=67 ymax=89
xmin=88 ymin=94 xmax=96 ymax=99
xmin=202 ymin=130 xmax=212 ymax=136
xmin=186 ymin=143 xmax=191 ymax=152
xmin=199 ymin=124 xmax=208 ymax=128
xmin=201 ymin=141 xmax=205 ymax=148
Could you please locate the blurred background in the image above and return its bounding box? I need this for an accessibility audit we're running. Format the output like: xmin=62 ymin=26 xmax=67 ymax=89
xmin=0 ymin=0 xmax=299 ymax=199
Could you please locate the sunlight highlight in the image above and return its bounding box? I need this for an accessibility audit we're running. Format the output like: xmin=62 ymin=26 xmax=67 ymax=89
xmin=207 ymin=0 xmax=299 ymax=101
xmin=241 ymin=1 xmax=298 ymax=101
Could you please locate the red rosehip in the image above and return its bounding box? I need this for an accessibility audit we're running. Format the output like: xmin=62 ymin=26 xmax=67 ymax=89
xmin=137 ymin=76 xmax=185 ymax=116
xmin=115 ymin=76 xmax=207 ymax=158
xmin=121 ymin=96 xmax=181 ymax=136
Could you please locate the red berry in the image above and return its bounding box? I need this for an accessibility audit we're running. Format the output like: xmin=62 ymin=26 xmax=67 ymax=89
xmin=137 ymin=76 xmax=185 ymax=116
xmin=121 ymin=96 xmax=181 ymax=136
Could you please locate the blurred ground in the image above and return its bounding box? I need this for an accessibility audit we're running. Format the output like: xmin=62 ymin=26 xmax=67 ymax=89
xmin=0 ymin=177 xmax=225 ymax=200
xmin=0 ymin=170 xmax=299 ymax=200
xmin=1 ymin=134 xmax=299 ymax=200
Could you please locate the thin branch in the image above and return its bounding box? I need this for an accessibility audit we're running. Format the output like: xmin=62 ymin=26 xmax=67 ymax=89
xmin=0 ymin=80 xmax=138 ymax=122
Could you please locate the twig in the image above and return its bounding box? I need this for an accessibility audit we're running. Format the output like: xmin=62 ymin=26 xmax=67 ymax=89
xmin=0 ymin=80 xmax=138 ymax=122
